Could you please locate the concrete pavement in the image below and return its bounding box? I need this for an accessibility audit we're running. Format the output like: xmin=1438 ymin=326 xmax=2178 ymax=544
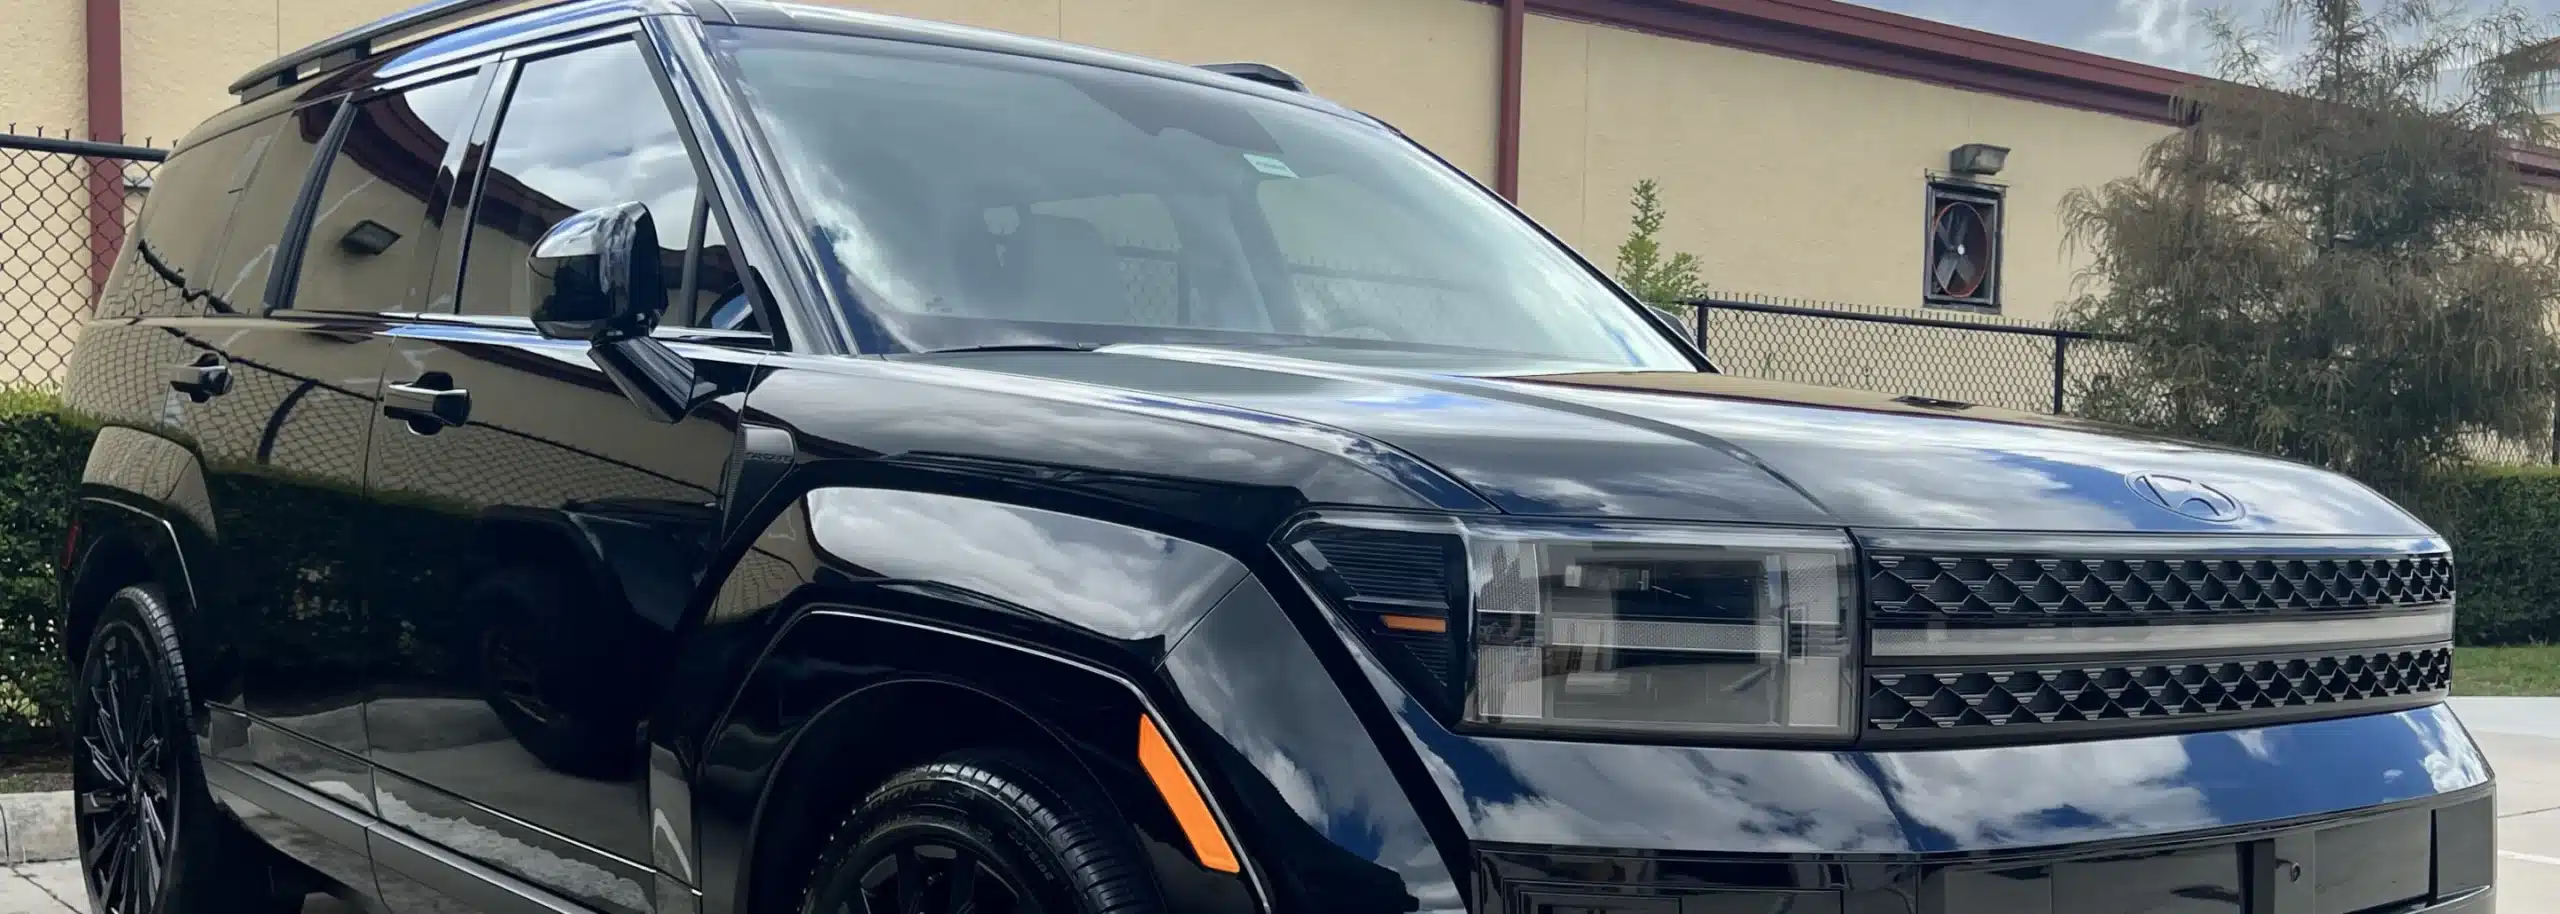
xmin=2447 ymin=696 xmax=2560 ymax=911
xmin=4 ymin=698 xmax=2558 ymax=912
xmin=0 ymin=862 xmax=74 ymax=914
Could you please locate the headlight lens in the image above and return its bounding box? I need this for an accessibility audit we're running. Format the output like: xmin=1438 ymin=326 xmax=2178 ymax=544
xmin=1285 ymin=512 xmax=1857 ymax=743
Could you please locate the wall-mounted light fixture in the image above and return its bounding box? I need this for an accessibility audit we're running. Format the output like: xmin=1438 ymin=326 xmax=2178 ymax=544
xmin=1948 ymin=143 xmax=2010 ymax=176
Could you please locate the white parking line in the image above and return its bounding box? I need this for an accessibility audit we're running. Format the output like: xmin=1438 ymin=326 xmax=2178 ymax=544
xmin=2504 ymin=850 xmax=2560 ymax=867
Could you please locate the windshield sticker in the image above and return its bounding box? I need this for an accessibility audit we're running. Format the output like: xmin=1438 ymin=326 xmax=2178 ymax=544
xmin=1244 ymin=153 xmax=1300 ymax=179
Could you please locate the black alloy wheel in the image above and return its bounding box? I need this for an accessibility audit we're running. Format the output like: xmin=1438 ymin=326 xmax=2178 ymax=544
xmin=75 ymin=618 xmax=179 ymax=914
xmin=803 ymin=752 xmax=1166 ymax=914
xmin=74 ymin=584 xmax=303 ymax=914
xmin=842 ymin=836 xmax=1042 ymax=914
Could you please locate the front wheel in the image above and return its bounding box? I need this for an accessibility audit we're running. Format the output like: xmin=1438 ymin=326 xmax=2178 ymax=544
xmin=801 ymin=752 xmax=1165 ymax=914
xmin=74 ymin=584 xmax=298 ymax=914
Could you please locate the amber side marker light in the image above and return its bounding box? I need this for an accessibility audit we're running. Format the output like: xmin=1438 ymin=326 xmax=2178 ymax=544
xmin=1137 ymin=714 xmax=1242 ymax=874
xmin=1378 ymin=613 xmax=1447 ymax=633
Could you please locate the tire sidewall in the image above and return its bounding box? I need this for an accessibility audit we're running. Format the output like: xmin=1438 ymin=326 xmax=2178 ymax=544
xmin=76 ymin=584 xmax=287 ymax=914
xmin=73 ymin=586 xmax=194 ymax=914
xmin=804 ymin=756 xmax=1163 ymax=914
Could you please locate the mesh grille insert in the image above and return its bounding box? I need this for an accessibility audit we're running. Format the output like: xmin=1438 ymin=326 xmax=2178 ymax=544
xmin=1867 ymin=551 xmax=2452 ymax=624
xmin=1301 ymin=527 xmax=1453 ymax=608
xmin=1866 ymin=647 xmax=2451 ymax=732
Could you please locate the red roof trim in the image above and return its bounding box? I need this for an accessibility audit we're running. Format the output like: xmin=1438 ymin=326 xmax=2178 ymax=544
xmin=1525 ymin=0 xmax=2191 ymax=124
xmin=1513 ymin=0 xmax=2560 ymax=188
xmin=2508 ymin=144 xmax=2560 ymax=190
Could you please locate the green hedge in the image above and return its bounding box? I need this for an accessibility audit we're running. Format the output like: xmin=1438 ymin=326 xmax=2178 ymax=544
xmin=0 ymin=391 xmax=85 ymax=748
xmin=2423 ymin=466 xmax=2560 ymax=646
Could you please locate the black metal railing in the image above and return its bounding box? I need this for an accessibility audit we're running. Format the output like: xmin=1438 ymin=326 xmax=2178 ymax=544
xmin=0 ymin=131 xmax=163 ymax=387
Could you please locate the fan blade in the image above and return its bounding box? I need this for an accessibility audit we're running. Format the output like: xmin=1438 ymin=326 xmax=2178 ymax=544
xmin=1952 ymin=203 xmax=1982 ymax=239
xmin=1952 ymin=252 xmax=1984 ymax=286
xmin=1933 ymin=254 xmax=1961 ymax=291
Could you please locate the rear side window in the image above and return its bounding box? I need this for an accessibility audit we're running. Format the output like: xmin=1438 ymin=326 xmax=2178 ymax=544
xmin=287 ymin=75 xmax=481 ymax=313
xmin=457 ymin=41 xmax=742 ymax=329
xmin=97 ymin=122 xmax=275 ymax=318
xmin=206 ymin=105 xmax=335 ymax=312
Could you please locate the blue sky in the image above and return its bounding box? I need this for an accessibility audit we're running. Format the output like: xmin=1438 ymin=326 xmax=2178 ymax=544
xmin=1837 ymin=0 xmax=2560 ymax=75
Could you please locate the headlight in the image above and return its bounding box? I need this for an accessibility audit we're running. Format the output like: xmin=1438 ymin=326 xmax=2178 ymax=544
xmin=1283 ymin=512 xmax=1857 ymax=743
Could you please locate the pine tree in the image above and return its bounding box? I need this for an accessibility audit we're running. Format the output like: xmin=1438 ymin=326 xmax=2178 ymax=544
xmin=1615 ymin=179 xmax=1707 ymax=312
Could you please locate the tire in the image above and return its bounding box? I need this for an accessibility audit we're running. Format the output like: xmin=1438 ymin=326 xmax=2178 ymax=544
xmin=801 ymin=751 xmax=1165 ymax=914
xmin=74 ymin=583 xmax=299 ymax=914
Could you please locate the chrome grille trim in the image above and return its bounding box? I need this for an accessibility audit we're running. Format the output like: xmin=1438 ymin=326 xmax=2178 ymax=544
xmin=1869 ymin=605 xmax=2453 ymax=659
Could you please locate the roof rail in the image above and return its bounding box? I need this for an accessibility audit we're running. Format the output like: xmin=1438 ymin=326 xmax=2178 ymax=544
xmin=1197 ymin=62 xmax=1308 ymax=94
xmin=229 ymin=0 xmax=533 ymax=100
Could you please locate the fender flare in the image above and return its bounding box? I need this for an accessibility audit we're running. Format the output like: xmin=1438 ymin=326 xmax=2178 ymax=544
xmin=697 ymin=604 xmax=1269 ymax=914
xmin=66 ymin=426 xmax=216 ymax=657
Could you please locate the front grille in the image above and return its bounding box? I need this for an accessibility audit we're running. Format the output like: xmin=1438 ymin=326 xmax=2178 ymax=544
xmin=1866 ymin=550 xmax=2452 ymax=625
xmin=1866 ymin=646 xmax=2452 ymax=734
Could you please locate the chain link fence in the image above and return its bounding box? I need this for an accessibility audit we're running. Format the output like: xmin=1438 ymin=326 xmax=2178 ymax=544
xmin=1687 ymin=294 xmax=2133 ymax=415
xmin=0 ymin=132 xmax=162 ymax=388
xmin=1687 ymin=293 xmax=2559 ymax=465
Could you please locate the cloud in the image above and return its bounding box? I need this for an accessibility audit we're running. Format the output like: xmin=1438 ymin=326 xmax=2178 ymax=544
xmin=2099 ymin=0 xmax=2202 ymax=60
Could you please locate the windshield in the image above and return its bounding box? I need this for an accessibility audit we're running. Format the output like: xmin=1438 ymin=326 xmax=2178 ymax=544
xmin=715 ymin=26 xmax=1693 ymax=371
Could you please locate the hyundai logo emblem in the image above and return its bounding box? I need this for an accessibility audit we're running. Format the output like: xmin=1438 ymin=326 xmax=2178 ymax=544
xmin=2128 ymin=473 xmax=2245 ymax=523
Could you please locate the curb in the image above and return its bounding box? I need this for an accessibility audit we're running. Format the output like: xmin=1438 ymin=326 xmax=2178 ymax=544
xmin=0 ymin=792 xmax=73 ymax=864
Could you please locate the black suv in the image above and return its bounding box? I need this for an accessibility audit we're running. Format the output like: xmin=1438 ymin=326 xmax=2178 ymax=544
xmin=57 ymin=1 xmax=2492 ymax=913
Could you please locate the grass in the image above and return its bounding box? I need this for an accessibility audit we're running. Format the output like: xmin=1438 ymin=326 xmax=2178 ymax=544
xmin=0 ymin=746 xmax=66 ymax=793
xmin=2457 ymin=645 xmax=2560 ymax=697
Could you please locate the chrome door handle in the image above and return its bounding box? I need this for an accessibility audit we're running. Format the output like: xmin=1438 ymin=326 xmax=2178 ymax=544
xmin=164 ymin=358 xmax=230 ymax=402
xmin=383 ymin=378 xmax=470 ymax=430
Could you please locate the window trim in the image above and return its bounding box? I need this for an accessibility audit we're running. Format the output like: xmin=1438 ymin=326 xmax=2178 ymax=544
xmin=111 ymin=113 xmax=290 ymax=318
xmin=1921 ymin=177 xmax=2004 ymax=314
xmin=262 ymin=60 xmax=497 ymax=317
xmin=438 ymin=30 xmax=780 ymax=347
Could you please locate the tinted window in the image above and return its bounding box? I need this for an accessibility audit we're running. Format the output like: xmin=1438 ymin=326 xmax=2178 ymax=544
xmin=207 ymin=105 xmax=334 ymax=313
xmin=289 ymin=75 xmax=481 ymax=313
xmin=459 ymin=41 xmax=740 ymax=327
xmin=721 ymin=28 xmax=1686 ymax=370
xmin=98 ymin=120 xmax=276 ymax=318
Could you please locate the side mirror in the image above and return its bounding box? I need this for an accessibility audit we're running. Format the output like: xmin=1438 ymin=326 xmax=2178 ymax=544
xmin=528 ymin=202 xmax=708 ymax=424
xmin=530 ymin=202 xmax=668 ymax=342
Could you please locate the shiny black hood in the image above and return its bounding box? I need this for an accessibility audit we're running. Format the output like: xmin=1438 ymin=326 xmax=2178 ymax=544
xmin=916 ymin=345 xmax=2433 ymax=536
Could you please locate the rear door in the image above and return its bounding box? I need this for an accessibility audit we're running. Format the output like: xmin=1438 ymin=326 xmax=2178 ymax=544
xmin=171 ymin=65 xmax=489 ymax=893
xmin=358 ymin=34 xmax=764 ymax=914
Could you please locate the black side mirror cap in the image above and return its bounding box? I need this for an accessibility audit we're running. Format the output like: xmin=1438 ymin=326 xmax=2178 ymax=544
xmin=530 ymin=201 xmax=668 ymax=342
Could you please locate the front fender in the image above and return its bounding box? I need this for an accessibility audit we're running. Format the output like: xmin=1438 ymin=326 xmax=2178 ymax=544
xmin=674 ymin=487 xmax=1260 ymax=914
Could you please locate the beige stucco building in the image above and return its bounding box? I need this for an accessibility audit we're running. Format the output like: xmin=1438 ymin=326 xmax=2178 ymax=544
xmin=1 ymin=0 xmax=2226 ymax=335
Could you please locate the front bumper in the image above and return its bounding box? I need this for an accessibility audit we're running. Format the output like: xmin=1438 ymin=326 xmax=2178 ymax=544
xmin=1453 ymin=703 xmax=2494 ymax=913
xmin=1427 ymin=701 xmax=2486 ymax=849
xmin=1480 ymin=788 xmax=2494 ymax=913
